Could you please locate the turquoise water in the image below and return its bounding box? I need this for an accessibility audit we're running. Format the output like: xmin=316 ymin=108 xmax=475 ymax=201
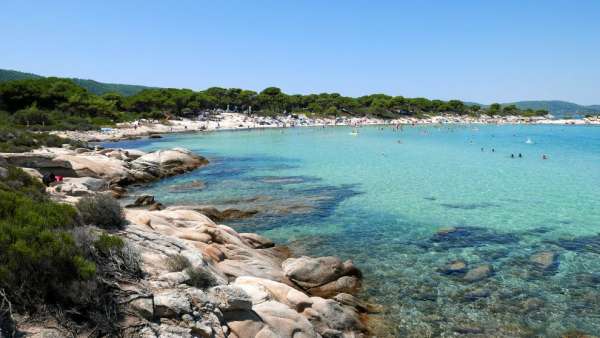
xmin=106 ymin=125 xmax=600 ymax=336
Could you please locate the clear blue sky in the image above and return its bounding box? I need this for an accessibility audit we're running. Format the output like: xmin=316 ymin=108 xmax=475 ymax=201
xmin=1 ymin=1 xmax=599 ymax=104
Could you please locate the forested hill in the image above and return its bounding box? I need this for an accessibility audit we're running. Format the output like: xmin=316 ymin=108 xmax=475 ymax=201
xmin=0 ymin=68 xmax=152 ymax=96
xmin=508 ymin=101 xmax=600 ymax=116
xmin=1 ymin=68 xmax=598 ymax=115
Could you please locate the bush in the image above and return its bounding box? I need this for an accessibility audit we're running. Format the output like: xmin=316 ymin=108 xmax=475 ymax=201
xmin=94 ymin=233 xmax=125 ymax=255
xmin=185 ymin=267 xmax=218 ymax=289
xmin=165 ymin=254 xmax=191 ymax=272
xmin=76 ymin=194 xmax=125 ymax=229
xmin=0 ymin=168 xmax=95 ymax=312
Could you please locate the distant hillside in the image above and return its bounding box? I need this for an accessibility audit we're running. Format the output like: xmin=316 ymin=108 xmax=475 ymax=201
xmin=462 ymin=100 xmax=599 ymax=116
xmin=509 ymin=101 xmax=599 ymax=116
xmin=0 ymin=69 xmax=42 ymax=81
xmin=0 ymin=68 xmax=152 ymax=96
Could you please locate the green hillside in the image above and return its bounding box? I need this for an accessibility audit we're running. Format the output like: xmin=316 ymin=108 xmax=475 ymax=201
xmin=509 ymin=101 xmax=599 ymax=116
xmin=0 ymin=69 xmax=42 ymax=81
xmin=0 ymin=69 xmax=152 ymax=96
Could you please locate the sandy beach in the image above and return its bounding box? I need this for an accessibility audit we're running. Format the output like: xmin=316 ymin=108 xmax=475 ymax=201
xmin=54 ymin=112 xmax=600 ymax=143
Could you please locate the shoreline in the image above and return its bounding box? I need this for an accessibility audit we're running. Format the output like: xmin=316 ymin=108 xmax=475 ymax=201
xmin=53 ymin=112 xmax=600 ymax=143
xmin=1 ymin=145 xmax=378 ymax=337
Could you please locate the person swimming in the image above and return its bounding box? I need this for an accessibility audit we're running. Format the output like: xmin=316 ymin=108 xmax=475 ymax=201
xmin=542 ymin=154 xmax=548 ymax=160
xmin=518 ymin=153 xmax=522 ymax=158
xmin=511 ymin=154 xmax=514 ymax=158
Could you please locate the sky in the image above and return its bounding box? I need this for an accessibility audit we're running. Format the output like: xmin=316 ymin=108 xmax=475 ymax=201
xmin=1 ymin=1 xmax=599 ymax=104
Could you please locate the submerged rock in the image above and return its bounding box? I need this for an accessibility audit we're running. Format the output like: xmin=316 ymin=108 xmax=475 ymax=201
xmin=168 ymin=180 xmax=205 ymax=192
xmin=429 ymin=226 xmax=519 ymax=250
xmin=463 ymin=264 xmax=493 ymax=282
xmin=529 ymin=251 xmax=559 ymax=273
xmin=464 ymin=288 xmax=491 ymax=301
xmin=439 ymin=259 xmax=467 ymax=275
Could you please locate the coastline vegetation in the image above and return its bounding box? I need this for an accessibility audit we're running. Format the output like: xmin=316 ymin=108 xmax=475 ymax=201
xmin=0 ymin=168 xmax=140 ymax=335
xmin=0 ymin=77 xmax=548 ymax=132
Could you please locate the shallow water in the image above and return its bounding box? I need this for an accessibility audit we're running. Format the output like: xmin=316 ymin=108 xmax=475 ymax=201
xmin=106 ymin=124 xmax=600 ymax=336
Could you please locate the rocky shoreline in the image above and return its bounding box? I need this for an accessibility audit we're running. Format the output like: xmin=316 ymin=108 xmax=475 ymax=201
xmin=53 ymin=112 xmax=600 ymax=143
xmin=1 ymin=145 xmax=378 ymax=337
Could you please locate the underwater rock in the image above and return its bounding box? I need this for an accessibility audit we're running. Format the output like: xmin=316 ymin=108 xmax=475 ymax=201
xmin=529 ymin=251 xmax=559 ymax=273
xmin=550 ymin=235 xmax=600 ymax=254
xmin=439 ymin=259 xmax=467 ymax=275
xmin=429 ymin=226 xmax=519 ymax=250
xmin=520 ymin=297 xmax=544 ymax=313
xmin=463 ymin=264 xmax=493 ymax=282
xmin=464 ymin=288 xmax=491 ymax=301
xmin=168 ymin=179 xmax=206 ymax=192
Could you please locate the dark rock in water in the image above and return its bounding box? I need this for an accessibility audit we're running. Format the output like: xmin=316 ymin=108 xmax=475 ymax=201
xmin=549 ymin=235 xmax=600 ymax=254
xmin=464 ymin=288 xmax=491 ymax=301
xmin=126 ymin=194 xmax=156 ymax=208
xmin=440 ymin=202 xmax=498 ymax=210
xmin=575 ymin=273 xmax=600 ymax=287
xmin=453 ymin=324 xmax=484 ymax=334
xmin=529 ymin=251 xmax=559 ymax=274
xmin=256 ymin=175 xmax=317 ymax=185
xmin=520 ymin=297 xmax=544 ymax=312
xmin=429 ymin=226 xmax=519 ymax=250
xmin=439 ymin=260 xmax=467 ymax=275
xmin=149 ymin=202 xmax=165 ymax=211
xmin=148 ymin=134 xmax=162 ymax=138
xmin=463 ymin=264 xmax=493 ymax=282
xmin=197 ymin=207 xmax=258 ymax=222
xmin=168 ymin=180 xmax=205 ymax=192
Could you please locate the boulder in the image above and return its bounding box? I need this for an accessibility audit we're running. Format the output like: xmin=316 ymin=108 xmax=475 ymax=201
xmin=253 ymin=300 xmax=319 ymax=338
xmin=240 ymin=233 xmax=275 ymax=249
xmin=308 ymin=297 xmax=365 ymax=334
xmin=197 ymin=207 xmax=258 ymax=222
xmin=208 ymin=285 xmax=253 ymax=312
xmin=129 ymin=297 xmax=154 ymax=320
xmin=153 ymin=290 xmax=191 ymax=318
xmin=128 ymin=194 xmax=156 ymax=207
xmin=131 ymin=148 xmax=208 ymax=179
xmin=234 ymin=276 xmax=312 ymax=311
xmin=282 ymin=256 xmax=360 ymax=289
xmin=307 ymin=275 xmax=361 ymax=298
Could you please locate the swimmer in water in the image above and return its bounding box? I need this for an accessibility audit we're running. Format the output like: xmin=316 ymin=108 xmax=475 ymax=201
xmin=511 ymin=154 xmax=514 ymax=158
xmin=542 ymin=154 xmax=548 ymax=160
xmin=518 ymin=153 xmax=522 ymax=158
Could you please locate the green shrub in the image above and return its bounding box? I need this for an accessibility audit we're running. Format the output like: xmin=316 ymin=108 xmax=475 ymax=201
xmin=185 ymin=267 xmax=218 ymax=289
xmin=165 ymin=254 xmax=191 ymax=272
xmin=94 ymin=233 xmax=125 ymax=255
xmin=0 ymin=168 xmax=95 ymax=311
xmin=76 ymin=194 xmax=125 ymax=229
